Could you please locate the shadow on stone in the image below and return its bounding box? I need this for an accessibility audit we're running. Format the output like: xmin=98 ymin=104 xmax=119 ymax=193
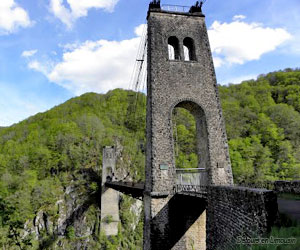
xmin=151 ymin=194 xmax=206 ymax=249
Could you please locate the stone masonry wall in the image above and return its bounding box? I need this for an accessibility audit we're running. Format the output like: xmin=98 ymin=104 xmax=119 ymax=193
xmin=274 ymin=180 xmax=300 ymax=194
xmin=207 ymin=186 xmax=278 ymax=250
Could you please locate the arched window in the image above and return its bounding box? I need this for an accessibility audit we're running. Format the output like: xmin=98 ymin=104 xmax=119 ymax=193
xmin=183 ymin=37 xmax=196 ymax=61
xmin=168 ymin=36 xmax=180 ymax=60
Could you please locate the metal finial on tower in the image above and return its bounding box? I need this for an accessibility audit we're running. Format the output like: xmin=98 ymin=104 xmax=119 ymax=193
xmin=150 ymin=0 xmax=160 ymax=5
xmin=190 ymin=0 xmax=206 ymax=13
xmin=149 ymin=0 xmax=161 ymax=10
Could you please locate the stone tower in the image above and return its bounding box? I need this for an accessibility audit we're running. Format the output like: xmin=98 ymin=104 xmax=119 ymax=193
xmin=100 ymin=146 xmax=119 ymax=236
xmin=144 ymin=2 xmax=233 ymax=249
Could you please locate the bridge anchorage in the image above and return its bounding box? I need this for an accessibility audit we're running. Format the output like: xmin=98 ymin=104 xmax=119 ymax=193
xmin=101 ymin=1 xmax=279 ymax=250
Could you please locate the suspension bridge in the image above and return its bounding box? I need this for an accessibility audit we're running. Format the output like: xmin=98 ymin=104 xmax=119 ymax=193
xmin=100 ymin=2 xmax=278 ymax=250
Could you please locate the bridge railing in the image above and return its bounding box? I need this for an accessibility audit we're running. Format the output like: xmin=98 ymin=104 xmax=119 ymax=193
xmin=176 ymin=168 xmax=207 ymax=186
xmin=161 ymin=4 xmax=190 ymax=13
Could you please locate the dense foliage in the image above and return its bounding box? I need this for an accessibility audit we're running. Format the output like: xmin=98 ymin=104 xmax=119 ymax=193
xmin=0 ymin=69 xmax=300 ymax=248
xmin=0 ymin=89 xmax=146 ymax=249
xmin=172 ymin=108 xmax=198 ymax=169
xmin=220 ymin=69 xmax=300 ymax=185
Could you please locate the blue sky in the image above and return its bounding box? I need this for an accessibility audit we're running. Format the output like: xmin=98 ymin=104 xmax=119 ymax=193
xmin=0 ymin=0 xmax=300 ymax=126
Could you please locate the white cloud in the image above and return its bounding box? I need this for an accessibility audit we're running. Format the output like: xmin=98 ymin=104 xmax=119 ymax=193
xmin=135 ymin=24 xmax=146 ymax=37
xmin=28 ymin=60 xmax=49 ymax=75
xmin=208 ymin=18 xmax=292 ymax=67
xmin=28 ymin=24 xmax=146 ymax=95
xmin=213 ymin=57 xmax=223 ymax=68
xmin=0 ymin=0 xmax=32 ymax=34
xmin=233 ymin=15 xmax=246 ymax=21
xmin=49 ymin=0 xmax=119 ymax=28
xmin=21 ymin=49 xmax=37 ymax=58
xmin=50 ymin=0 xmax=73 ymax=28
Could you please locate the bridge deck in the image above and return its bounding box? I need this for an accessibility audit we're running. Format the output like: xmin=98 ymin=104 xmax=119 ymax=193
xmin=105 ymin=181 xmax=145 ymax=199
xmin=106 ymin=181 xmax=207 ymax=199
xmin=106 ymin=170 xmax=208 ymax=199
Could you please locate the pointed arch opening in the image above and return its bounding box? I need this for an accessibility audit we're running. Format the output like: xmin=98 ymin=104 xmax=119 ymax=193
xmin=168 ymin=36 xmax=180 ymax=60
xmin=183 ymin=37 xmax=196 ymax=61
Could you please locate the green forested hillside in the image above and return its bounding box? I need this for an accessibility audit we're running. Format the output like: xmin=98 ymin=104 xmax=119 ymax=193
xmin=0 ymin=69 xmax=300 ymax=249
xmin=0 ymin=89 xmax=146 ymax=249
xmin=220 ymin=69 xmax=300 ymax=184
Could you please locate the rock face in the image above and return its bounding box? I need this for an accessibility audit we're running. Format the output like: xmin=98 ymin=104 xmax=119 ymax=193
xmin=22 ymin=155 xmax=143 ymax=249
xmin=24 ymin=168 xmax=102 ymax=249
xmin=130 ymin=199 xmax=143 ymax=231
